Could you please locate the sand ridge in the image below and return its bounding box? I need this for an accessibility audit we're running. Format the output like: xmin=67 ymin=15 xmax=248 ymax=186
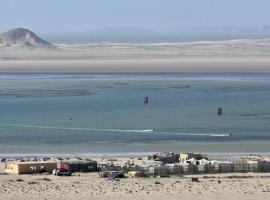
xmin=1 ymin=39 xmax=270 ymax=72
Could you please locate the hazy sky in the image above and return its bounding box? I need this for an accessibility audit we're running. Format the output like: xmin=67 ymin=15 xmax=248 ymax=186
xmin=0 ymin=0 xmax=269 ymax=33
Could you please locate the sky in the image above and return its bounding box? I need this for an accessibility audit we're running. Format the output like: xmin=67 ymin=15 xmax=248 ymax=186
xmin=0 ymin=0 xmax=270 ymax=33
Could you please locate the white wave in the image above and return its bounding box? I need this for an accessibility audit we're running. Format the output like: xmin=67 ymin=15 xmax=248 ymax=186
xmin=0 ymin=123 xmax=229 ymax=136
xmin=155 ymin=131 xmax=230 ymax=137
xmin=0 ymin=123 xmax=154 ymax=133
xmin=0 ymin=152 xmax=155 ymax=158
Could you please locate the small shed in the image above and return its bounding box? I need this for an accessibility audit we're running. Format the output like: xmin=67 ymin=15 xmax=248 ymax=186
xmin=5 ymin=161 xmax=57 ymax=174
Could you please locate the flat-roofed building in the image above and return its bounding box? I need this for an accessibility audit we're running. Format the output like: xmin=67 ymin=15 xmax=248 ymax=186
xmin=5 ymin=161 xmax=57 ymax=174
xmin=179 ymin=153 xmax=206 ymax=165
xmin=58 ymin=160 xmax=98 ymax=172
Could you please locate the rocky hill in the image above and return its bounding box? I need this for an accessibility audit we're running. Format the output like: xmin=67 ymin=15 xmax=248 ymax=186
xmin=0 ymin=28 xmax=53 ymax=48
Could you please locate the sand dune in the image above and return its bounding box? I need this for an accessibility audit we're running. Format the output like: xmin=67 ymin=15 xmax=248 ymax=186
xmin=1 ymin=36 xmax=270 ymax=72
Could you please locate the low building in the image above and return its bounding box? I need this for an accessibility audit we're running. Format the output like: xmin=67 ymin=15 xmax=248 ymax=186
xmin=153 ymin=152 xmax=180 ymax=164
xmin=5 ymin=161 xmax=57 ymax=174
xmin=58 ymin=160 xmax=98 ymax=172
xmin=179 ymin=153 xmax=206 ymax=165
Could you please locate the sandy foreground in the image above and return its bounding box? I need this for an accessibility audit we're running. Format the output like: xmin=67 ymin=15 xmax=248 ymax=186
xmin=1 ymin=39 xmax=270 ymax=72
xmin=1 ymin=158 xmax=270 ymax=200
xmin=1 ymin=172 xmax=270 ymax=200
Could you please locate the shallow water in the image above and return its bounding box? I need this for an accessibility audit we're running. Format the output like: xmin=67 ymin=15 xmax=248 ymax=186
xmin=0 ymin=73 xmax=269 ymax=155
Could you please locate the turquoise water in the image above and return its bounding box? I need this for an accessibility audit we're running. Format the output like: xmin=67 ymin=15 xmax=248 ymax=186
xmin=0 ymin=73 xmax=270 ymax=155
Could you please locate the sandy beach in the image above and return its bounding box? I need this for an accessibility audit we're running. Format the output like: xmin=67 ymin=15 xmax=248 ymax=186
xmin=1 ymin=160 xmax=270 ymax=200
xmin=1 ymin=1 xmax=270 ymax=199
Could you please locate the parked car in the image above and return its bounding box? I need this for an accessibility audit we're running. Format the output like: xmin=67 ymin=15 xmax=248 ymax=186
xmin=53 ymin=168 xmax=72 ymax=176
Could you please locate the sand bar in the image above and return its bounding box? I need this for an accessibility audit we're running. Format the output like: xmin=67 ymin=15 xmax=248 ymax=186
xmin=1 ymin=40 xmax=270 ymax=72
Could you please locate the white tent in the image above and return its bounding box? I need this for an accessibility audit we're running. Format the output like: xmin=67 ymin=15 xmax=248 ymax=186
xmin=187 ymin=158 xmax=197 ymax=165
xmin=199 ymin=158 xmax=209 ymax=165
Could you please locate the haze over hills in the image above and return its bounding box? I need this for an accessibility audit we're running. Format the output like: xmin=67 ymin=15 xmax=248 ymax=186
xmin=0 ymin=28 xmax=53 ymax=48
xmin=0 ymin=27 xmax=270 ymax=73
xmin=40 ymin=26 xmax=270 ymax=43
xmin=2 ymin=26 xmax=269 ymax=44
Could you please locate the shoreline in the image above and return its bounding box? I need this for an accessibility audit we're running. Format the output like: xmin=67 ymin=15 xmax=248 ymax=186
xmin=2 ymin=139 xmax=270 ymax=155
xmin=1 ymin=151 xmax=270 ymax=158
xmin=1 ymin=57 xmax=270 ymax=73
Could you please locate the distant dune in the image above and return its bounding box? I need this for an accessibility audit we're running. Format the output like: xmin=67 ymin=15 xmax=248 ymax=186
xmin=0 ymin=28 xmax=53 ymax=48
xmin=0 ymin=28 xmax=270 ymax=72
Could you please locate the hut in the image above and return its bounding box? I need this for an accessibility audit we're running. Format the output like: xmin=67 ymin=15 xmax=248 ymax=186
xmin=59 ymin=160 xmax=98 ymax=173
xmin=5 ymin=161 xmax=57 ymax=174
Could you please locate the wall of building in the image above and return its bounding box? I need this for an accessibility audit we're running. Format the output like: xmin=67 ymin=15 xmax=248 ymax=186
xmin=59 ymin=162 xmax=98 ymax=172
xmin=5 ymin=162 xmax=57 ymax=174
xmin=5 ymin=163 xmax=19 ymax=174
xmin=179 ymin=154 xmax=189 ymax=165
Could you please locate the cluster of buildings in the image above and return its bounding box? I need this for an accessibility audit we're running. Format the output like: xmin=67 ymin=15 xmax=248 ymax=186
xmin=5 ymin=159 xmax=98 ymax=174
xmin=2 ymin=152 xmax=270 ymax=177
xmin=151 ymin=152 xmax=209 ymax=165
xmin=143 ymin=152 xmax=270 ymax=176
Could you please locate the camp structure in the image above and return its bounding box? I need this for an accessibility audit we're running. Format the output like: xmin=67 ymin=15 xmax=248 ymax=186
xmin=179 ymin=153 xmax=206 ymax=165
xmin=5 ymin=161 xmax=57 ymax=174
xmin=58 ymin=160 xmax=98 ymax=173
xmin=153 ymin=152 xmax=180 ymax=164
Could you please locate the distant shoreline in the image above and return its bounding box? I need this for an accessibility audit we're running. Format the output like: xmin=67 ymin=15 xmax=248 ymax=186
xmin=1 ymin=39 xmax=270 ymax=73
xmin=0 ymin=57 xmax=270 ymax=73
xmin=1 ymin=152 xmax=270 ymax=158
